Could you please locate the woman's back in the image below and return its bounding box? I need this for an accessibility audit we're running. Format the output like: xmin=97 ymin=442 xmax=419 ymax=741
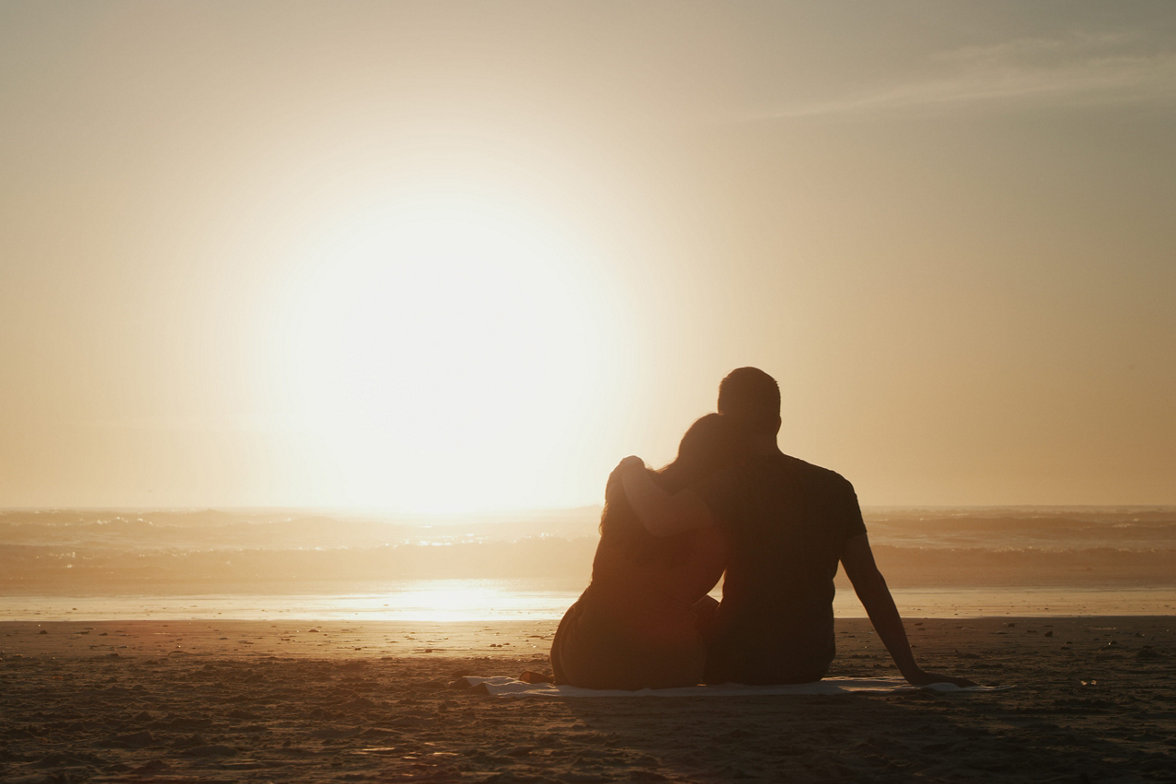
xmin=551 ymin=525 xmax=726 ymax=689
xmin=589 ymin=525 xmax=726 ymax=610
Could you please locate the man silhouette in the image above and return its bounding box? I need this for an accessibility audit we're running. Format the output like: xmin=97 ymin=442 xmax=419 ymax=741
xmin=617 ymin=367 xmax=972 ymax=686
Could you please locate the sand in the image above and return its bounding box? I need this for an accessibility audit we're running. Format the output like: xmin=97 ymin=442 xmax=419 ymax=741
xmin=1 ymin=616 xmax=1173 ymax=783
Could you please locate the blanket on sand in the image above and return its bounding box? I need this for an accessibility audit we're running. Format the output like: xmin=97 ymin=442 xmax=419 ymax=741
xmin=457 ymin=676 xmax=1007 ymax=697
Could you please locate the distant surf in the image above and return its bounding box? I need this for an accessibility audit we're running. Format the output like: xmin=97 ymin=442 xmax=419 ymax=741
xmin=2 ymin=506 xmax=1173 ymax=620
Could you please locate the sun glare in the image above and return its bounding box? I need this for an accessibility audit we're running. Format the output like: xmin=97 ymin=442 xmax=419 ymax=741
xmin=271 ymin=187 xmax=617 ymax=514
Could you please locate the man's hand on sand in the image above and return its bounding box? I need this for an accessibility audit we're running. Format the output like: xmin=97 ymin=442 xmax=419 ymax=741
xmin=906 ymin=670 xmax=977 ymax=688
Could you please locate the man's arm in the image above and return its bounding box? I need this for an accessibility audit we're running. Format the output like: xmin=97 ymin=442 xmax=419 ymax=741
xmin=612 ymin=456 xmax=715 ymax=537
xmin=841 ymin=533 xmax=975 ymax=687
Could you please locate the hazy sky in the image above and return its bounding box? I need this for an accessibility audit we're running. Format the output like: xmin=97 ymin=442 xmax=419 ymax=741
xmin=3 ymin=1 xmax=1174 ymax=512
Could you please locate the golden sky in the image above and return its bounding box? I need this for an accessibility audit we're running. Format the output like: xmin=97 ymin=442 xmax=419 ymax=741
xmin=2 ymin=1 xmax=1174 ymax=511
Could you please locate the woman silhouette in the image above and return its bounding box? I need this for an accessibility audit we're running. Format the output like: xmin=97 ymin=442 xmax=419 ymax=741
xmin=550 ymin=414 xmax=742 ymax=689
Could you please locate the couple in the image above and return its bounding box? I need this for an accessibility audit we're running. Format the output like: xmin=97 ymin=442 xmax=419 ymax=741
xmin=551 ymin=367 xmax=973 ymax=689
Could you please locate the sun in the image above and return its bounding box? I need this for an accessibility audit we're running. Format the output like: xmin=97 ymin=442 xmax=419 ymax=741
xmin=269 ymin=186 xmax=619 ymax=514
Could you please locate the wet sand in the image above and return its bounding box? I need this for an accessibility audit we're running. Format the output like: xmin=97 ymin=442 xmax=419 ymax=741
xmin=2 ymin=616 xmax=1173 ymax=782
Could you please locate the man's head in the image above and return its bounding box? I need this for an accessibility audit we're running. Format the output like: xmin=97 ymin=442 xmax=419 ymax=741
xmin=717 ymin=367 xmax=781 ymax=435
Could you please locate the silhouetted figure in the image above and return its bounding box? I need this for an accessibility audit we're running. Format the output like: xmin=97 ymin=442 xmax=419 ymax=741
xmin=550 ymin=414 xmax=741 ymax=689
xmin=618 ymin=367 xmax=973 ymax=687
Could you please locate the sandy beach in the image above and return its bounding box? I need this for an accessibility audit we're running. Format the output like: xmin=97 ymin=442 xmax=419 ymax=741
xmin=2 ymin=616 xmax=1173 ymax=782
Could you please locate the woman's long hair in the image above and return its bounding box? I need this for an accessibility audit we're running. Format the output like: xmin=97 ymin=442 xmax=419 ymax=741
xmin=599 ymin=413 xmax=742 ymax=564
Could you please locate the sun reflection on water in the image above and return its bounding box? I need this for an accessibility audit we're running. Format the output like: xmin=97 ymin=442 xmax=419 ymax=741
xmin=1 ymin=579 xmax=580 ymax=622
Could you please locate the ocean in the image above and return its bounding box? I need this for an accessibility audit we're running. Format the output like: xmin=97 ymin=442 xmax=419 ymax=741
xmin=2 ymin=506 xmax=1173 ymax=621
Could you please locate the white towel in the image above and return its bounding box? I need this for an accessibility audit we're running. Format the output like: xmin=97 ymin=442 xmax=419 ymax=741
xmin=458 ymin=676 xmax=1008 ymax=697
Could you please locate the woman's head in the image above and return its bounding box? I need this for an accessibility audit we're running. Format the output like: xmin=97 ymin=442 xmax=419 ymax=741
xmin=598 ymin=413 xmax=744 ymax=563
xmin=657 ymin=413 xmax=744 ymax=492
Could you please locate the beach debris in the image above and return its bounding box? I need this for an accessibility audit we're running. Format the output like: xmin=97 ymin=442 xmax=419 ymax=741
xmin=109 ymin=730 xmax=156 ymax=748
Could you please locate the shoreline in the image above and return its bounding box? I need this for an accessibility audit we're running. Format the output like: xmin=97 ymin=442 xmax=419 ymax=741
xmin=2 ymin=614 xmax=1173 ymax=660
xmin=0 ymin=614 xmax=1171 ymax=655
xmin=2 ymin=583 xmax=1173 ymax=624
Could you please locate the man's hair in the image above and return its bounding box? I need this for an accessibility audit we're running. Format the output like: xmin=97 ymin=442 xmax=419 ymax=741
xmin=717 ymin=367 xmax=780 ymax=433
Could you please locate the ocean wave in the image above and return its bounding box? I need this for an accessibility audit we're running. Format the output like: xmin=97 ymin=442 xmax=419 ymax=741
xmin=2 ymin=541 xmax=1172 ymax=595
xmin=3 ymin=506 xmax=1174 ymax=594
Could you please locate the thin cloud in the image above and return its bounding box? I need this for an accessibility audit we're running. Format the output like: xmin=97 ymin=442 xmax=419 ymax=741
xmin=762 ymin=33 xmax=1176 ymax=119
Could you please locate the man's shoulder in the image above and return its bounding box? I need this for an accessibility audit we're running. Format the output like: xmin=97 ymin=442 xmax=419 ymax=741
xmin=773 ymin=453 xmax=865 ymax=532
xmin=771 ymin=453 xmax=855 ymax=494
